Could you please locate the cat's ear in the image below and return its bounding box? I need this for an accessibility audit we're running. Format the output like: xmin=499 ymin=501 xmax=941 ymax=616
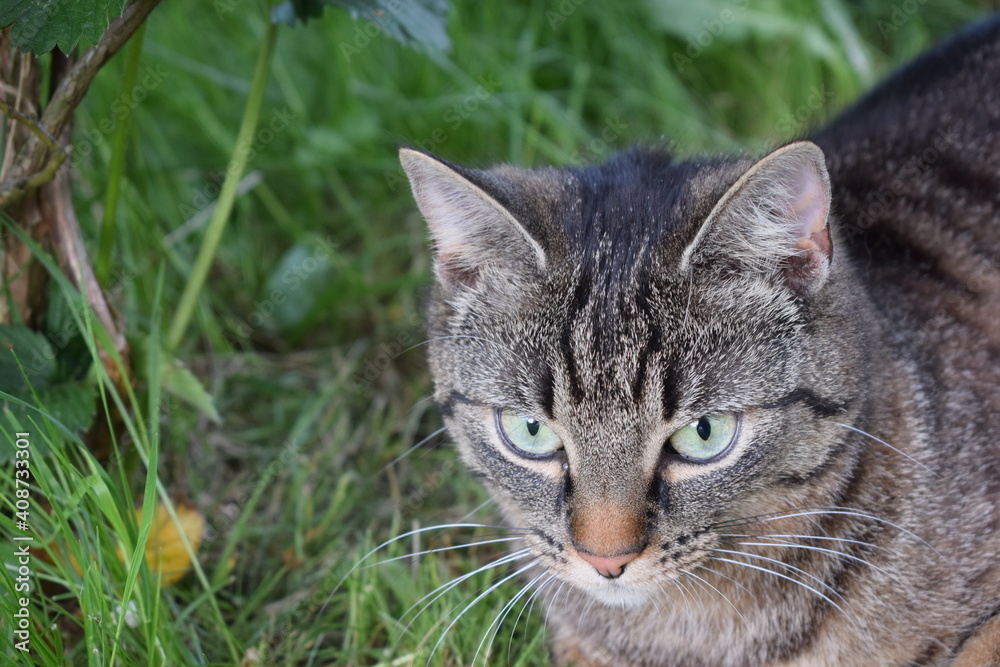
xmin=680 ymin=141 xmax=833 ymax=296
xmin=399 ymin=148 xmax=547 ymax=288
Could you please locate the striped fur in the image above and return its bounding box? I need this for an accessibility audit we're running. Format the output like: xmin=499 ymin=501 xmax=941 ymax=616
xmin=401 ymin=16 xmax=1000 ymax=666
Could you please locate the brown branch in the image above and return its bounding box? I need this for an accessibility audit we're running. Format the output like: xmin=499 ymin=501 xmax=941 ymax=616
xmin=0 ymin=98 xmax=62 ymax=151
xmin=0 ymin=98 xmax=69 ymax=206
xmin=43 ymin=166 xmax=129 ymax=381
xmin=0 ymin=0 xmax=162 ymax=208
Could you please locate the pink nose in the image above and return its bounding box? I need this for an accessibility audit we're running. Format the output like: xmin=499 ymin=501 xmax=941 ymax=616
xmin=577 ymin=551 xmax=641 ymax=578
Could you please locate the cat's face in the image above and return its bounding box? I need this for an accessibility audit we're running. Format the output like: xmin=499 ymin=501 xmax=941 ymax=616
xmin=402 ymin=143 xmax=864 ymax=607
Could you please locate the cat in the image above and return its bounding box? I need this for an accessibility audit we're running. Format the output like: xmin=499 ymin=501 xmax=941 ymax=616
xmin=399 ymin=15 xmax=1000 ymax=667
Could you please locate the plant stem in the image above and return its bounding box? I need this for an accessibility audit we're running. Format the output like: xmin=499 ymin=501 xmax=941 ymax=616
xmin=97 ymin=22 xmax=147 ymax=286
xmin=166 ymin=22 xmax=278 ymax=353
xmin=0 ymin=0 xmax=162 ymax=208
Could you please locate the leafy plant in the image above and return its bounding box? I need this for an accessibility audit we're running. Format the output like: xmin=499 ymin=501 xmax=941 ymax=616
xmin=0 ymin=0 xmax=128 ymax=53
xmin=1 ymin=0 xmax=450 ymax=664
xmin=273 ymin=0 xmax=451 ymax=50
xmin=1 ymin=0 xmax=990 ymax=665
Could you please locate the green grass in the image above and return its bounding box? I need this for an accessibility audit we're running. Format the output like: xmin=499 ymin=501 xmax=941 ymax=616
xmin=1 ymin=0 xmax=994 ymax=664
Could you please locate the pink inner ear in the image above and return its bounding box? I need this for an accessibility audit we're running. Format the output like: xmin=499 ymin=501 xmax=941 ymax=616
xmin=788 ymin=162 xmax=831 ymax=258
xmin=437 ymin=250 xmax=479 ymax=286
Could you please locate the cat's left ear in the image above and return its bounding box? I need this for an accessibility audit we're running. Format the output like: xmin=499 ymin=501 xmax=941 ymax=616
xmin=399 ymin=148 xmax=548 ymax=289
xmin=681 ymin=141 xmax=833 ymax=296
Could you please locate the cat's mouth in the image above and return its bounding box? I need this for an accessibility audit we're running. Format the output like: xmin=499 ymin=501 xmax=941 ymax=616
xmin=561 ymin=549 xmax=673 ymax=608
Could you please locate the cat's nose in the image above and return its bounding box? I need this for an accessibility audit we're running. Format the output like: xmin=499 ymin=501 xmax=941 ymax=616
xmin=577 ymin=551 xmax=641 ymax=579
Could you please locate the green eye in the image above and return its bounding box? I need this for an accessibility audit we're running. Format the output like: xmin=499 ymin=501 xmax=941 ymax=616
xmin=668 ymin=413 xmax=740 ymax=462
xmin=497 ymin=409 xmax=563 ymax=457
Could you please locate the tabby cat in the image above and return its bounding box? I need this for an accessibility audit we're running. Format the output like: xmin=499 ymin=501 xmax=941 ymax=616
xmin=399 ymin=16 xmax=1000 ymax=666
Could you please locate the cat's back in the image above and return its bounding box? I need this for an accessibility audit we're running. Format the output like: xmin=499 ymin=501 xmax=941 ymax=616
xmin=813 ymin=15 xmax=1000 ymax=382
xmin=810 ymin=18 xmax=1000 ymax=552
xmin=813 ymin=15 xmax=1000 ymax=323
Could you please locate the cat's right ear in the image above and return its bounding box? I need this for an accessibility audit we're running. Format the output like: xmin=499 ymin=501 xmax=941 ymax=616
xmin=679 ymin=141 xmax=833 ymax=296
xmin=399 ymin=148 xmax=547 ymax=288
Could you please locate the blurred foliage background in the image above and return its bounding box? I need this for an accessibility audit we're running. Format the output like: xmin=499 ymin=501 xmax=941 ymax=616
xmin=1 ymin=0 xmax=996 ymax=664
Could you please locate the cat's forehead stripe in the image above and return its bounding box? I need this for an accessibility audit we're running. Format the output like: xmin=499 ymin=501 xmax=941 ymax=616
xmin=559 ymin=323 xmax=585 ymax=404
xmin=661 ymin=362 xmax=682 ymax=422
xmin=630 ymin=325 xmax=658 ymax=404
xmin=560 ymin=152 xmax=746 ymax=276
xmin=537 ymin=362 xmax=556 ymax=420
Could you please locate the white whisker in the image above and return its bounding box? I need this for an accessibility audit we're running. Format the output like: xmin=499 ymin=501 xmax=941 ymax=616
xmin=766 ymin=509 xmax=938 ymax=555
xmin=710 ymin=548 xmax=844 ymax=601
xmin=680 ymin=567 xmax=750 ymax=630
xmin=713 ymin=507 xmax=938 ymax=556
xmin=707 ymin=555 xmax=863 ymax=634
xmin=402 ymin=334 xmax=511 ymax=356
xmin=546 ymin=579 xmax=569 ymax=616
xmin=363 ymin=536 xmax=525 ymax=570
xmin=380 ymin=426 xmax=448 ymax=471
xmin=692 ymin=563 xmax=759 ymax=603
xmin=460 ymin=496 xmax=500 ymax=522
xmin=681 ymin=576 xmax=706 ymax=614
xmin=425 ymin=560 xmax=541 ymax=666
xmin=316 ymin=522 xmax=527 ymax=617
xmin=672 ymin=575 xmax=707 ymax=620
xmin=723 ymin=539 xmax=907 ymax=589
xmin=576 ymin=592 xmax=599 ymax=636
xmin=508 ymin=573 xmax=556 ymax=664
xmin=473 ymin=571 xmax=548 ymax=666
xmin=402 ymin=548 xmax=533 ymax=632
xmin=833 ymin=421 xmax=939 ymax=478
xmin=720 ymin=532 xmax=892 ymax=554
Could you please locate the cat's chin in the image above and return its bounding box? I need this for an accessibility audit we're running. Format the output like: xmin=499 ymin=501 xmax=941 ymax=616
xmin=577 ymin=581 xmax=654 ymax=609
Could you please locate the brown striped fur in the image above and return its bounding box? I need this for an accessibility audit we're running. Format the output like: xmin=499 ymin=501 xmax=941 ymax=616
xmin=400 ymin=16 xmax=1000 ymax=666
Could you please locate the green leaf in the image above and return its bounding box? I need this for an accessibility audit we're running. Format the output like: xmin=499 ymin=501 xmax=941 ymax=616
xmin=54 ymin=333 xmax=93 ymax=384
xmin=0 ymin=0 xmax=128 ymax=54
xmin=272 ymin=0 xmax=325 ymax=24
xmin=45 ymin=287 xmax=93 ymax=383
xmin=0 ymin=324 xmax=56 ymax=390
xmin=271 ymin=0 xmax=451 ymax=52
xmin=0 ymin=381 xmax=97 ymax=459
xmin=161 ymin=359 xmax=222 ymax=424
xmin=262 ymin=237 xmax=336 ymax=332
xmin=132 ymin=335 xmax=221 ymax=424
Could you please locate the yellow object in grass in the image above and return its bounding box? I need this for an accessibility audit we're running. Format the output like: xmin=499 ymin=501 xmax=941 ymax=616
xmin=133 ymin=502 xmax=204 ymax=586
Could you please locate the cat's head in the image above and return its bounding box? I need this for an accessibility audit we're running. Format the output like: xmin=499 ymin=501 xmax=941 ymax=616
xmin=400 ymin=143 xmax=867 ymax=607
